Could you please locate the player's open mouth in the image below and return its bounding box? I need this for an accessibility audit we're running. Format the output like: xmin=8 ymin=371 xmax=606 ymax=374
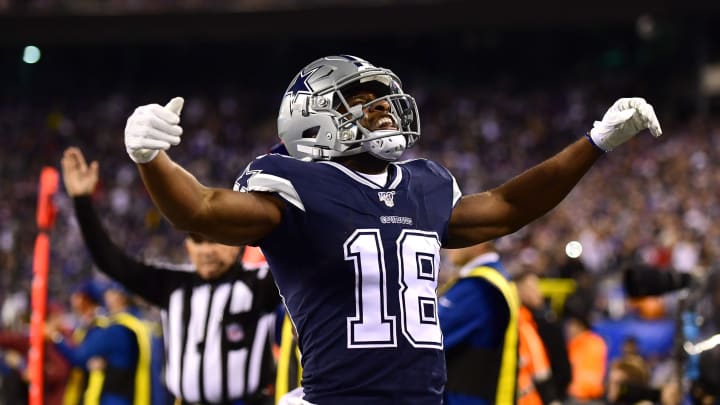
xmin=375 ymin=116 xmax=397 ymax=130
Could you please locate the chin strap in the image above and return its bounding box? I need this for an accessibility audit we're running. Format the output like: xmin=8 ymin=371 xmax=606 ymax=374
xmin=362 ymin=131 xmax=407 ymax=161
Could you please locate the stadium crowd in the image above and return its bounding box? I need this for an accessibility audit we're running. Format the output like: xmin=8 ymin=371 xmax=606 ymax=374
xmin=2 ymin=75 xmax=717 ymax=297
xmin=1 ymin=54 xmax=720 ymax=403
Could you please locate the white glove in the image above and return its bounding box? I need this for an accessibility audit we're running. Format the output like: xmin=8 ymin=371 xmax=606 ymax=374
xmin=588 ymin=97 xmax=662 ymax=152
xmin=124 ymin=97 xmax=185 ymax=163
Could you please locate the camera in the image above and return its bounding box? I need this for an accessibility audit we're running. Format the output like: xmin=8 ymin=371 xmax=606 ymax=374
xmin=622 ymin=265 xmax=693 ymax=298
xmin=621 ymin=264 xmax=720 ymax=402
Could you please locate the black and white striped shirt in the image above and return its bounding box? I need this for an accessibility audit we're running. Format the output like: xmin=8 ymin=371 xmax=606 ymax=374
xmin=73 ymin=196 xmax=280 ymax=403
xmin=161 ymin=264 xmax=277 ymax=403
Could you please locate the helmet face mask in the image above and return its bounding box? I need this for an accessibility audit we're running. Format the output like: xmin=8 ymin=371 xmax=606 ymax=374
xmin=277 ymin=55 xmax=420 ymax=161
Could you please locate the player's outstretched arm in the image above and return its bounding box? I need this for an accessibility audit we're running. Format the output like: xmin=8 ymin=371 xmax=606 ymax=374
xmin=446 ymin=97 xmax=662 ymax=248
xmin=125 ymin=97 xmax=283 ymax=245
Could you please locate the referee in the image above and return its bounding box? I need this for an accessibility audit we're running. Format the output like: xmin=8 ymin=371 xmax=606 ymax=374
xmin=61 ymin=147 xmax=280 ymax=405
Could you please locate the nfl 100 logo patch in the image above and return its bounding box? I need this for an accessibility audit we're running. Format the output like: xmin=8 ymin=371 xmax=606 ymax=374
xmin=378 ymin=191 xmax=396 ymax=207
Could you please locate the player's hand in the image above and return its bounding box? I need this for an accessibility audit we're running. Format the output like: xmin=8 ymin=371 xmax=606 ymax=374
xmin=589 ymin=97 xmax=662 ymax=152
xmin=61 ymin=147 xmax=99 ymax=197
xmin=124 ymin=97 xmax=184 ymax=163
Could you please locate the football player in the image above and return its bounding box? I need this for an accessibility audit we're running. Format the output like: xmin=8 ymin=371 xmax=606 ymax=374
xmin=122 ymin=55 xmax=662 ymax=404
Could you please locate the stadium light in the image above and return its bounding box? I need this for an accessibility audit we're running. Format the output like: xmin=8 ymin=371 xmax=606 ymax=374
xmin=23 ymin=45 xmax=41 ymax=64
xmin=565 ymin=240 xmax=583 ymax=258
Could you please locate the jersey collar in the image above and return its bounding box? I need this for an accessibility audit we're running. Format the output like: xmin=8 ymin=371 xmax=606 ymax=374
xmin=320 ymin=161 xmax=403 ymax=190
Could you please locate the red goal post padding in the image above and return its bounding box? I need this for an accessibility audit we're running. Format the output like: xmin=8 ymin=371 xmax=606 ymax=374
xmin=29 ymin=166 xmax=59 ymax=405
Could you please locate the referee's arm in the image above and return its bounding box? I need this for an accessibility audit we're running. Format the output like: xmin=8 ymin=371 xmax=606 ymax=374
xmin=73 ymin=195 xmax=187 ymax=307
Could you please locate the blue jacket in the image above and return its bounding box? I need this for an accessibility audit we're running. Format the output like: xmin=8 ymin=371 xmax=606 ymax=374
xmin=56 ymin=319 xmax=138 ymax=405
xmin=439 ymin=253 xmax=516 ymax=405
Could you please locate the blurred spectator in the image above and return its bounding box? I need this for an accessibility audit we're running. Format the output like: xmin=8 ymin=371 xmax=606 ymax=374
xmin=606 ymin=355 xmax=681 ymax=405
xmin=1 ymin=292 xmax=28 ymax=333
xmin=47 ymin=281 xmax=107 ymax=405
xmin=0 ymin=354 xmax=27 ymax=404
xmin=516 ymin=269 xmax=572 ymax=401
xmin=606 ymin=356 xmax=652 ymax=404
xmin=564 ymin=297 xmax=607 ymax=404
xmin=50 ymin=280 xmax=152 ymax=405
xmin=514 ymin=270 xmax=564 ymax=405
xmin=101 ymin=282 xmax=154 ymax=405
xmin=439 ymin=242 xmax=517 ymax=405
xmin=620 ymin=337 xmax=645 ymax=363
xmin=0 ymin=301 xmax=71 ymax=405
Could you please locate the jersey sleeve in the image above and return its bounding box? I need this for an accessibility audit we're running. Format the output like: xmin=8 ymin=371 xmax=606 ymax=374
xmin=233 ymin=154 xmax=306 ymax=212
xmin=451 ymin=174 xmax=462 ymax=207
xmin=400 ymin=159 xmax=462 ymax=245
xmin=424 ymin=159 xmax=462 ymax=207
xmin=232 ymin=154 xmax=309 ymax=248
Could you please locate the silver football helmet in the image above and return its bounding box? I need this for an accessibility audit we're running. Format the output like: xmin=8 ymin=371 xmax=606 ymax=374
xmin=277 ymin=55 xmax=420 ymax=161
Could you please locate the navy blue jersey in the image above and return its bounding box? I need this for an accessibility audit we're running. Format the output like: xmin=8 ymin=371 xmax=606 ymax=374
xmin=234 ymin=154 xmax=461 ymax=404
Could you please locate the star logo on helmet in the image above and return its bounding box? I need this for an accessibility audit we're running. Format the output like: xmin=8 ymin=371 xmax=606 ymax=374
xmin=286 ymin=66 xmax=322 ymax=98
